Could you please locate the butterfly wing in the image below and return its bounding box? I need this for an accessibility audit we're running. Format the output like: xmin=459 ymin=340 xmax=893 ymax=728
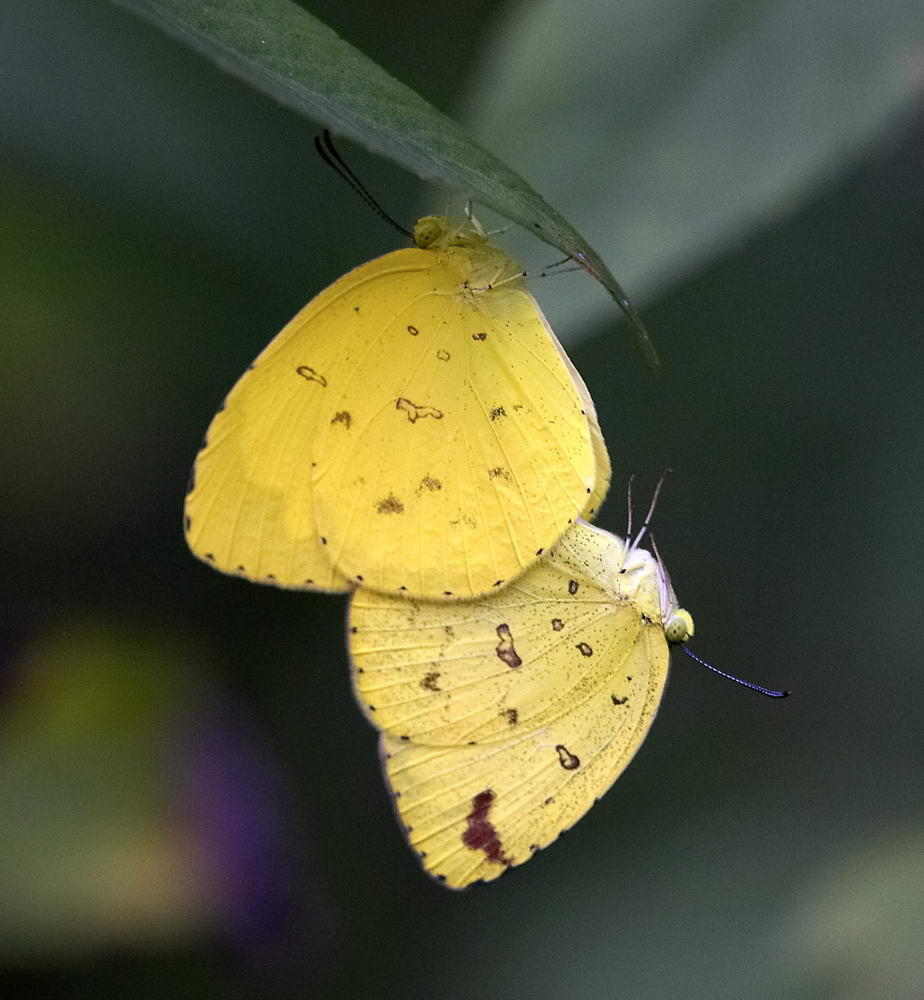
xmin=311 ymin=249 xmax=604 ymax=597
xmin=349 ymin=521 xmax=670 ymax=887
xmin=187 ymin=244 xmax=604 ymax=598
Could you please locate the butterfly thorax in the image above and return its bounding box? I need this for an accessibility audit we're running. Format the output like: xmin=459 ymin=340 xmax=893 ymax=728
xmin=413 ymin=215 xmax=524 ymax=290
xmin=605 ymin=538 xmax=694 ymax=643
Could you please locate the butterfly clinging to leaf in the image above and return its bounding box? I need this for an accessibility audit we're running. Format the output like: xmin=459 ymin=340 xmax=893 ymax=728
xmin=185 ymin=213 xmax=609 ymax=598
xmin=347 ymin=517 xmax=694 ymax=888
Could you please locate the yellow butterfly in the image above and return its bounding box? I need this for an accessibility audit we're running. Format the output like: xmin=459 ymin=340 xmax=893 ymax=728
xmin=185 ymin=215 xmax=609 ymax=598
xmin=348 ymin=517 xmax=694 ymax=888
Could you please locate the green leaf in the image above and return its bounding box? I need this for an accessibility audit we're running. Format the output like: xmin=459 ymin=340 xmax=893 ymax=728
xmin=114 ymin=0 xmax=660 ymax=369
xmin=460 ymin=0 xmax=924 ymax=344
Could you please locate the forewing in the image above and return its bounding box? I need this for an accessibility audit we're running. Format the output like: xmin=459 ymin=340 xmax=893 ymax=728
xmin=312 ymin=264 xmax=599 ymax=598
xmin=349 ymin=523 xmax=620 ymax=746
xmin=349 ymin=522 xmax=637 ymax=745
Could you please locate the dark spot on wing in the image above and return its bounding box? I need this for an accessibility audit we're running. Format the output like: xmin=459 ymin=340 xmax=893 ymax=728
xmin=551 ymin=618 xmax=564 ymax=631
xmin=501 ymin=708 xmax=518 ymax=725
xmin=185 ymin=463 xmax=196 ymax=496
xmin=568 ymin=580 xmax=579 ymax=595
xmin=376 ymin=494 xmax=404 ymax=514
xmin=472 ymin=332 xmax=487 ymax=341
xmin=400 ymin=735 xmax=410 ymax=741
xmin=641 ymin=613 xmax=653 ymax=624
xmin=489 ymin=466 xmax=510 ymax=480
xmin=295 ymin=365 xmax=327 ymax=387
xmin=349 ymin=626 xmax=357 ymax=633
xmin=331 ymin=410 xmax=352 ymax=428
xmin=396 ymin=397 xmax=444 ymax=423
xmin=462 ymin=790 xmax=509 ymax=866
xmin=407 ymin=324 xmax=419 ymax=336
xmin=204 ymin=553 xmax=214 ymax=561
xmin=184 ymin=514 xmax=191 ymax=532
xmin=611 ymin=694 xmax=628 ymax=705
xmin=443 ymin=625 xmax=454 ymax=637
xmin=555 ymin=745 xmax=580 ymax=770
xmin=416 ymin=476 xmax=442 ymax=495
xmin=576 ymin=642 xmax=593 ymax=657
xmin=490 ymin=406 xmax=506 ymax=420
xmin=436 ymin=349 xmax=450 ymax=361
xmin=495 ymin=624 xmax=522 ymax=668
xmin=493 ymin=579 xmax=504 ymax=587
xmin=421 ymin=671 xmax=441 ymax=691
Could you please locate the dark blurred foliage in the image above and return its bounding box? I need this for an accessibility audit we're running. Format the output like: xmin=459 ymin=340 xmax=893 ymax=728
xmin=2 ymin=1 xmax=923 ymax=998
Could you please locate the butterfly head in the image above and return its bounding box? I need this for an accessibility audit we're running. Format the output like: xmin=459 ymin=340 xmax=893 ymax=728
xmin=664 ymin=608 xmax=694 ymax=644
xmin=413 ymin=215 xmax=523 ymax=290
xmin=414 ymin=215 xmax=486 ymax=250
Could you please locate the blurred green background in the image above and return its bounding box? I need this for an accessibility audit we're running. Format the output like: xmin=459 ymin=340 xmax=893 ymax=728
xmin=3 ymin=1 xmax=923 ymax=997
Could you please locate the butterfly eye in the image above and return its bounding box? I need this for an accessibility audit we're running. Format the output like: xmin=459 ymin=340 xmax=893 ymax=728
xmin=664 ymin=610 xmax=693 ymax=644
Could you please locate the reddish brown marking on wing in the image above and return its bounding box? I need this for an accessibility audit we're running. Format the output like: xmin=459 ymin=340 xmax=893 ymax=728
xmin=489 ymin=406 xmax=506 ymax=420
xmin=576 ymin=642 xmax=593 ymax=657
xmin=436 ymin=349 xmax=450 ymax=361
xmin=551 ymin=618 xmax=564 ymax=631
xmin=555 ymin=744 xmax=580 ymax=770
xmin=407 ymin=324 xmax=420 ymax=336
xmin=495 ymin=624 xmax=522 ymax=668
xmin=489 ymin=466 xmax=511 ymax=480
xmin=568 ymin=579 xmax=579 ymax=595
xmin=331 ymin=410 xmax=352 ymax=428
xmin=472 ymin=332 xmax=487 ymax=341
xmin=501 ymin=708 xmax=518 ymax=725
xmin=462 ymin=790 xmax=510 ymax=866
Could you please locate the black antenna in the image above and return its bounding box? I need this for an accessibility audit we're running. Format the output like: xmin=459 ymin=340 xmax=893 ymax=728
xmin=681 ymin=646 xmax=789 ymax=698
xmin=314 ymin=130 xmax=412 ymax=239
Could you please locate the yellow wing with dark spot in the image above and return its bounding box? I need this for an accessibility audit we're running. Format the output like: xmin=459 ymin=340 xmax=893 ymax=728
xmin=185 ymin=220 xmax=607 ymax=598
xmin=349 ymin=521 xmax=679 ymax=887
xmin=310 ymin=249 xmax=603 ymax=597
